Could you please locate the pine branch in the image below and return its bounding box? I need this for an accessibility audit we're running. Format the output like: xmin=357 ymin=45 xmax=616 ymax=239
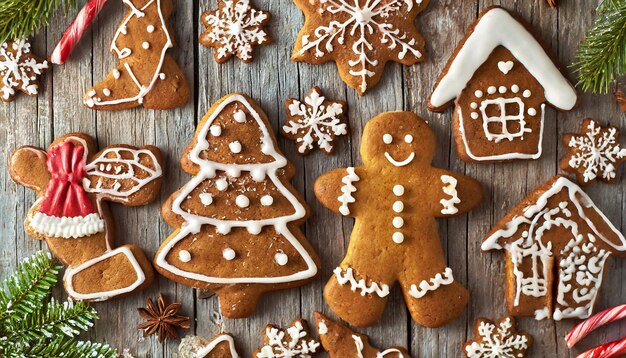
xmin=0 ymin=0 xmax=78 ymax=43
xmin=3 ymin=336 xmax=117 ymax=358
xmin=573 ymin=0 xmax=626 ymax=93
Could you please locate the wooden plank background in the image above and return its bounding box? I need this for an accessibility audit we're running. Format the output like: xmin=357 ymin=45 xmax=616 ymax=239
xmin=1 ymin=0 xmax=625 ymax=356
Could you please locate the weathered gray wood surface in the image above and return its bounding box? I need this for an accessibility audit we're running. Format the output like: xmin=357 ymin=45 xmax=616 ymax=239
xmin=1 ymin=0 xmax=625 ymax=356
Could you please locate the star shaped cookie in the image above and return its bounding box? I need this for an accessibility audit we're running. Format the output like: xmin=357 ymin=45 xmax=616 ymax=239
xmin=0 ymin=38 xmax=48 ymax=103
xmin=464 ymin=316 xmax=532 ymax=358
xmin=291 ymin=0 xmax=428 ymax=95
xmin=254 ymin=319 xmax=320 ymax=358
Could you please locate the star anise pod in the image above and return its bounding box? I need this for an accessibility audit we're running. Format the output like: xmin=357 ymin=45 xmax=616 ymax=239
xmin=137 ymin=293 xmax=190 ymax=343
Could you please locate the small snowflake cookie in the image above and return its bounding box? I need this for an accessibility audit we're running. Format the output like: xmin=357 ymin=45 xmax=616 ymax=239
xmin=282 ymin=87 xmax=348 ymax=156
xmin=200 ymin=0 xmax=271 ymax=63
xmin=560 ymin=118 xmax=626 ymax=185
xmin=464 ymin=316 xmax=532 ymax=358
xmin=0 ymin=38 xmax=48 ymax=103
xmin=254 ymin=319 xmax=320 ymax=358
xmin=292 ymin=0 xmax=428 ymax=95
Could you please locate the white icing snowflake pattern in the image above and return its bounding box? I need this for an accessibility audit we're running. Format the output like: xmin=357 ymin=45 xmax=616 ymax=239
xmin=283 ymin=87 xmax=348 ymax=155
xmin=465 ymin=317 xmax=530 ymax=358
xmin=0 ymin=38 xmax=48 ymax=102
xmin=295 ymin=0 xmax=424 ymax=94
xmin=201 ymin=0 xmax=270 ymax=62
xmin=565 ymin=119 xmax=626 ymax=184
xmin=256 ymin=320 xmax=320 ymax=358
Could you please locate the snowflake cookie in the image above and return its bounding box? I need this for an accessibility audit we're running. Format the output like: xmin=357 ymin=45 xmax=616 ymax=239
xmin=200 ymin=0 xmax=271 ymax=63
xmin=0 ymin=38 xmax=48 ymax=103
xmin=282 ymin=87 xmax=348 ymax=155
xmin=464 ymin=316 xmax=532 ymax=358
xmin=292 ymin=0 xmax=428 ymax=95
xmin=254 ymin=319 xmax=320 ymax=358
xmin=560 ymin=118 xmax=626 ymax=185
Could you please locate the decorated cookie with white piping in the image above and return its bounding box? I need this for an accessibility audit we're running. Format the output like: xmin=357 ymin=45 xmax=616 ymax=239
xmin=153 ymin=93 xmax=320 ymax=318
xmin=314 ymin=312 xmax=410 ymax=358
xmin=0 ymin=38 xmax=48 ymax=103
xmin=427 ymin=6 xmax=577 ymax=163
xmin=83 ymin=0 xmax=190 ymax=110
xmin=178 ymin=333 xmax=240 ymax=358
xmin=254 ymin=319 xmax=320 ymax=357
xmin=463 ymin=316 xmax=532 ymax=357
xmin=291 ymin=0 xmax=428 ymax=96
xmin=482 ymin=175 xmax=626 ymax=320
xmin=9 ymin=133 xmax=162 ymax=301
xmin=314 ymin=111 xmax=483 ymax=327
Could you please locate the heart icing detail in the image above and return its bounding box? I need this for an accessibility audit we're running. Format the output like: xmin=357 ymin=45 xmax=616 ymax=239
xmin=498 ymin=61 xmax=514 ymax=75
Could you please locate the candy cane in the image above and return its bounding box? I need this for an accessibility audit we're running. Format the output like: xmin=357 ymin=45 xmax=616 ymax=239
xmin=50 ymin=0 xmax=109 ymax=65
xmin=566 ymin=305 xmax=626 ymax=348
xmin=576 ymin=337 xmax=626 ymax=358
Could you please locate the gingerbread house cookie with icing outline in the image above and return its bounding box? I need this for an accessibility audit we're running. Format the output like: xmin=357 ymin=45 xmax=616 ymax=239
xmin=428 ymin=6 xmax=577 ymax=163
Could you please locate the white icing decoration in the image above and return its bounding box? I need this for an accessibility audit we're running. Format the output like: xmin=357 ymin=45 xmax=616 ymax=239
xmin=470 ymin=102 xmax=478 ymax=109
xmin=154 ymin=94 xmax=318 ymax=284
xmin=260 ymin=195 xmax=274 ymax=206
xmin=353 ymin=335 xmax=405 ymax=358
xmin=523 ymin=89 xmax=531 ymax=98
xmin=317 ymin=321 xmax=328 ymax=335
xmin=210 ymin=125 xmax=222 ymax=136
xmin=464 ymin=317 xmax=529 ymax=357
xmin=404 ymin=134 xmax=413 ymax=143
xmin=142 ymin=41 xmax=150 ymax=49
xmin=408 ymin=267 xmax=454 ymax=299
xmin=392 ymin=184 xmax=404 ymax=196
xmin=392 ymin=217 xmax=404 ymax=228
xmin=338 ymin=167 xmax=359 ymax=216
xmin=257 ymin=321 xmax=320 ymax=357
xmin=233 ymin=109 xmax=247 ymax=123
xmin=430 ymin=8 xmax=577 ymax=111
xmin=498 ymin=86 xmax=507 ymax=94
xmin=229 ymin=141 xmax=242 ymax=154
xmin=392 ymin=201 xmax=404 ymax=213
xmin=222 ymin=247 xmax=236 ymax=261
xmin=235 ymin=194 xmax=250 ymax=208
xmin=179 ymin=250 xmax=191 ymax=262
xmin=29 ymin=212 xmax=105 ymax=239
xmin=511 ymin=84 xmax=519 ymax=93
xmin=470 ymin=112 xmax=479 ymax=120
xmin=159 ymin=73 xmax=166 ymax=80
xmin=487 ymin=86 xmax=496 ymax=94
xmin=112 ymin=69 xmax=121 ymax=79
xmin=216 ymin=178 xmax=229 ymax=191
xmin=274 ymin=252 xmax=288 ymax=266
xmin=392 ymin=232 xmax=404 ymax=244
xmin=498 ymin=60 xmax=514 ymax=74
xmin=334 ymin=266 xmax=390 ymax=297
xmin=384 ymin=151 xmax=415 ymax=167
xmin=440 ymin=175 xmax=460 ymax=215
xmin=199 ymin=192 xmax=213 ymax=206
xmin=383 ymin=134 xmax=393 ymax=144
xmin=102 ymin=88 xmax=111 ymax=96
xmin=474 ymin=90 xmax=483 ymax=98
xmin=147 ymin=25 xmax=155 ymax=33
xmin=195 ymin=334 xmax=240 ymax=357
xmin=528 ymin=107 xmax=537 ymax=116
xmin=0 ymin=38 xmax=48 ymax=100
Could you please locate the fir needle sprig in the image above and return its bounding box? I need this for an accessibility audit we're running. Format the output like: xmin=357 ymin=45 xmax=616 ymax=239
xmin=573 ymin=0 xmax=626 ymax=94
xmin=0 ymin=0 xmax=78 ymax=43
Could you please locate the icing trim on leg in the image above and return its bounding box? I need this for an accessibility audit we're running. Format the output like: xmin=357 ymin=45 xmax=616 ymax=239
xmin=408 ymin=267 xmax=454 ymax=299
xmin=333 ymin=266 xmax=390 ymax=298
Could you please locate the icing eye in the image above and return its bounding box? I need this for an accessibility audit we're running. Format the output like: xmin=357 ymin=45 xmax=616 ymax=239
xmin=383 ymin=134 xmax=393 ymax=144
xmin=404 ymin=135 xmax=413 ymax=144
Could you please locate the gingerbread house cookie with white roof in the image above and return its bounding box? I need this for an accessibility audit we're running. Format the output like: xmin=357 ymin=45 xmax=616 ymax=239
xmin=428 ymin=6 xmax=577 ymax=163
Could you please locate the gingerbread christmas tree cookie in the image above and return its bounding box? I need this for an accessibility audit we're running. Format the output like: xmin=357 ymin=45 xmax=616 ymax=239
xmin=282 ymin=87 xmax=348 ymax=156
xmin=0 ymin=38 xmax=48 ymax=103
xmin=200 ymin=0 xmax=271 ymax=63
xmin=84 ymin=0 xmax=190 ymax=110
xmin=464 ymin=316 xmax=532 ymax=358
xmin=561 ymin=118 xmax=626 ymax=185
xmin=154 ymin=93 xmax=320 ymax=318
xmin=254 ymin=319 xmax=320 ymax=357
xmin=10 ymin=133 xmax=163 ymax=301
xmin=315 ymin=111 xmax=483 ymax=327
xmin=291 ymin=0 xmax=428 ymax=95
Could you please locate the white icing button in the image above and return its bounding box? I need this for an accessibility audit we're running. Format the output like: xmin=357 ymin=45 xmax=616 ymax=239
xmin=147 ymin=25 xmax=155 ymax=33
xmin=222 ymin=248 xmax=236 ymax=261
xmin=229 ymin=141 xmax=242 ymax=154
xmin=498 ymin=86 xmax=507 ymax=94
xmin=474 ymin=90 xmax=483 ymax=98
xmin=215 ymin=178 xmax=228 ymax=191
xmin=274 ymin=252 xmax=288 ymax=266
xmin=235 ymin=194 xmax=250 ymax=208
xmin=392 ymin=217 xmax=404 ymax=229
xmin=392 ymin=232 xmax=404 ymax=244
xmin=393 ymin=201 xmax=404 ymax=213
xmin=470 ymin=102 xmax=478 ymax=109
xmin=159 ymin=73 xmax=166 ymax=80
xmin=234 ymin=110 xmax=247 ymax=123
xmin=528 ymin=108 xmax=537 ymax=116
xmin=112 ymin=69 xmax=121 ymax=79
xmin=260 ymin=195 xmax=274 ymax=206
xmin=487 ymin=86 xmax=497 ymax=94
xmin=199 ymin=193 xmax=213 ymax=206
xmin=179 ymin=250 xmax=191 ymax=263
xmin=142 ymin=42 xmax=150 ymax=49
xmin=511 ymin=84 xmax=519 ymax=93
xmin=404 ymin=134 xmax=413 ymax=143
xmin=102 ymin=88 xmax=111 ymax=96
xmin=523 ymin=90 xmax=531 ymax=98
xmin=471 ymin=112 xmax=479 ymax=120
xmin=393 ymin=184 xmax=404 ymax=196
xmin=383 ymin=134 xmax=393 ymax=144
xmin=210 ymin=125 xmax=222 ymax=136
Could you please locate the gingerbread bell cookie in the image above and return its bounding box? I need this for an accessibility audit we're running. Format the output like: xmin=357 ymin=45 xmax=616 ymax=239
xmin=428 ymin=6 xmax=577 ymax=163
xmin=84 ymin=0 xmax=190 ymax=110
xmin=482 ymin=176 xmax=626 ymax=320
xmin=561 ymin=119 xmax=626 ymax=185
xmin=282 ymin=87 xmax=348 ymax=156
xmin=315 ymin=312 xmax=409 ymax=358
xmin=464 ymin=316 xmax=532 ymax=358
xmin=154 ymin=93 xmax=320 ymax=318
xmin=10 ymin=133 xmax=162 ymax=301
xmin=0 ymin=38 xmax=48 ymax=103
xmin=315 ymin=111 xmax=483 ymax=327
xmin=178 ymin=334 xmax=240 ymax=358
xmin=292 ymin=0 xmax=428 ymax=95
xmin=254 ymin=319 xmax=320 ymax=357
xmin=200 ymin=0 xmax=270 ymax=63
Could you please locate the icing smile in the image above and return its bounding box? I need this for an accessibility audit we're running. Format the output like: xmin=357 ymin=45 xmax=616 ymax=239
xmin=384 ymin=152 xmax=415 ymax=167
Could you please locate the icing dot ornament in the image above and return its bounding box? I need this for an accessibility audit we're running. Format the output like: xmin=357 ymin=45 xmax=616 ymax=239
xmin=315 ymin=111 xmax=483 ymax=327
xmin=282 ymin=86 xmax=349 ymax=156
xmin=200 ymin=0 xmax=271 ymax=63
xmin=292 ymin=0 xmax=428 ymax=95
xmin=0 ymin=38 xmax=48 ymax=103
xmin=560 ymin=118 xmax=626 ymax=185
xmin=463 ymin=316 xmax=532 ymax=358
xmin=153 ymin=93 xmax=320 ymax=318
xmin=254 ymin=319 xmax=320 ymax=358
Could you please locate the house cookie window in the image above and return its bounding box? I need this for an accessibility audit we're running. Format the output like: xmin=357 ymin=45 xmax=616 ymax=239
xmin=478 ymin=97 xmax=531 ymax=143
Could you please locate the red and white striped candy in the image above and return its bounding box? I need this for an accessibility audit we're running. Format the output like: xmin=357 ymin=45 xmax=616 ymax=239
xmin=576 ymin=337 xmax=626 ymax=358
xmin=566 ymin=304 xmax=626 ymax=348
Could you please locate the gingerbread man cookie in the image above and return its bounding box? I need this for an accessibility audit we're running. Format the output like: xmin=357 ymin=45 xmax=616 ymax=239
xmin=154 ymin=93 xmax=320 ymax=318
xmin=10 ymin=133 xmax=162 ymax=301
xmin=84 ymin=0 xmax=190 ymax=110
xmin=0 ymin=38 xmax=48 ymax=103
xmin=315 ymin=111 xmax=483 ymax=327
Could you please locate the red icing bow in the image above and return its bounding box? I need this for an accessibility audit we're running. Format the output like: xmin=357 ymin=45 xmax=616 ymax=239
xmin=39 ymin=141 xmax=95 ymax=218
